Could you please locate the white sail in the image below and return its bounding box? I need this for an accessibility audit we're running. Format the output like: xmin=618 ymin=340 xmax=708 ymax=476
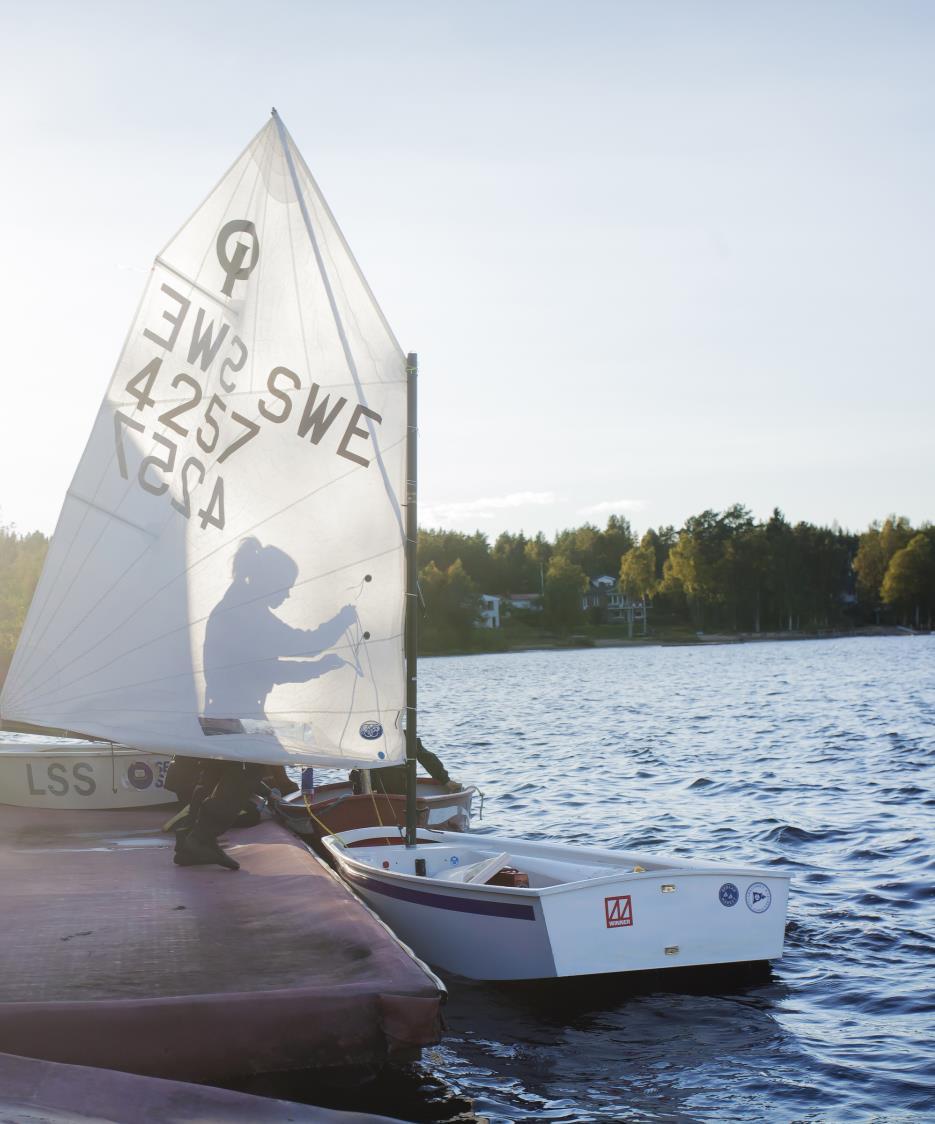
xmin=0 ymin=114 xmax=408 ymax=769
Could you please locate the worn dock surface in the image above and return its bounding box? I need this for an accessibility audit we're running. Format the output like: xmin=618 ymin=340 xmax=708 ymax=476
xmin=0 ymin=1050 xmax=407 ymax=1123
xmin=0 ymin=805 xmax=444 ymax=1084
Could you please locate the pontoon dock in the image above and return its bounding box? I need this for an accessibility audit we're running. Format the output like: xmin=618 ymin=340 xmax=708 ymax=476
xmin=0 ymin=805 xmax=444 ymax=1084
xmin=0 ymin=1050 xmax=406 ymax=1123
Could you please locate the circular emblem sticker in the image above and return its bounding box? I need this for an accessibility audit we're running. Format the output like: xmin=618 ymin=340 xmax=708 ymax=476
xmin=718 ymin=882 xmax=739 ymax=907
xmin=745 ymin=882 xmax=772 ymax=913
xmin=127 ymin=762 xmax=154 ymax=790
xmin=359 ymin=721 xmax=383 ymax=740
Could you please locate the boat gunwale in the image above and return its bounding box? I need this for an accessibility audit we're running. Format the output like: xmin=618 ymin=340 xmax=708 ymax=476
xmin=324 ymin=829 xmax=791 ymax=899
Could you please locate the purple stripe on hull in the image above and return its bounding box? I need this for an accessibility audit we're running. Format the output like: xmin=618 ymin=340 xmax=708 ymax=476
xmin=346 ymin=869 xmax=537 ymax=921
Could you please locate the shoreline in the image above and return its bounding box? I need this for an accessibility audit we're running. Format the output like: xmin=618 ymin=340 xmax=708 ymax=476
xmin=421 ymin=625 xmax=930 ymax=659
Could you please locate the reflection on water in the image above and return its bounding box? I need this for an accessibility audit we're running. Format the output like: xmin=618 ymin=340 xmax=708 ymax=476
xmin=259 ymin=636 xmax=935 ymax=1121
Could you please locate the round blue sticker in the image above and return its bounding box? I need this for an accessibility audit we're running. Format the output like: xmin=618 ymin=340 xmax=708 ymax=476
xmin=127 ymin=762 xmax=154 ymax=790
xmin=719 ymin=882 xmax=739 ymax=907
xmin=745 ymin=882 xmax=772 ymax=913
xmin=359 ymin=721 xmax=383 ymax=740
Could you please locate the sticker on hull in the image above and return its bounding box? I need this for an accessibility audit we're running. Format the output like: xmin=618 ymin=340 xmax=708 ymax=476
xmin=605 ymin=895 xmax=633 ymax=928
xmin=745 ymin=882 xmax=772 ymax=913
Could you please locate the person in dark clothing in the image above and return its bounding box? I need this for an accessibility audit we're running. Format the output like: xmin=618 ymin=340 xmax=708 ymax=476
xmin=350 ymin=738 xmax=456 ymax=797
xmin=174 ymin=538 xmax=352 ymax=870
xmin=165 ymin=756 xmax=297 ymax=871
xmin=173 ymin=760 xmax=267 ymax=870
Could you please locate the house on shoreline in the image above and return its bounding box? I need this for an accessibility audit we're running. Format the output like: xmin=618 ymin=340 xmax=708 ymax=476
xmin=583 ymin=575 xmax=650 ymax=629
xmin=477 ymin=592 xmax=543 ymax=629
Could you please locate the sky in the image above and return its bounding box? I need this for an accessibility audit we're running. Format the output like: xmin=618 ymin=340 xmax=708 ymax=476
xmin=0 ymin=0 xmax=932 ymax=541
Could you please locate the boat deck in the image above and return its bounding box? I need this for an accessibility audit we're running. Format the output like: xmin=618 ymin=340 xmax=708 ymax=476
xmin=0 ymin=804 xmax=444 ymax=1083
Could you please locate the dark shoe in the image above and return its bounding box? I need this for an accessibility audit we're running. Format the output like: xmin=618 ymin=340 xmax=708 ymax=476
xmin=173 ymin=835 xmax=240 ymax=871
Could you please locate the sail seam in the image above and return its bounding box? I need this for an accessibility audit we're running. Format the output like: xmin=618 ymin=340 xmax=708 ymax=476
xmin=9 ymin=135 xmax=263 ymax=692
xmin=10 ymin=538 xmax=403 ymax=713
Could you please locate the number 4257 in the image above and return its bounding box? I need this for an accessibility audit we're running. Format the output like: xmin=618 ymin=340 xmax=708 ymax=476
xmin=113 ymin=412 xmax=226 ymax=531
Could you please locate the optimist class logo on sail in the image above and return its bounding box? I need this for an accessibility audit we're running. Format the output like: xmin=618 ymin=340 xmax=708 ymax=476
xmin=111 ymin=221 xmax=384 ymax=532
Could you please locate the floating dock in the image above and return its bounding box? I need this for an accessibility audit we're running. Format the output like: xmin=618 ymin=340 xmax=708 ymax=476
xmin=0 ymin=1050 xmax=406 ymax=1123
xmin=0 ymin=804 xmax=444 ymax=1084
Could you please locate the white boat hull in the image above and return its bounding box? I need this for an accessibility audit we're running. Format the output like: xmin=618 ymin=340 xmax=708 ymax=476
xmin=0 ymin=735 xmax=174 ymax=810
xmin=324 ymin=828 xmax=790 ymax=980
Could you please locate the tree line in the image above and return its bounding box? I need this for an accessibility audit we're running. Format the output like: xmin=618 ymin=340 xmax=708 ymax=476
xmin=1 ymin=510 xmax=932 ymax=684
xmin=0 ymin=526 xmax=47 ymax=685
xmin=418 ymin=509 xmax=935 ymax=649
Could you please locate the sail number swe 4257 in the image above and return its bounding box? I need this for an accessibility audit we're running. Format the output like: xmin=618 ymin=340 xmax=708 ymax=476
xmin=112 ymin=357 xmax=259 ymax=530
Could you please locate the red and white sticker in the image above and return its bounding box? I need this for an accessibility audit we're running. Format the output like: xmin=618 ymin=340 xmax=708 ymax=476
xmin=604 ymin=895 xmax=633 ymax=928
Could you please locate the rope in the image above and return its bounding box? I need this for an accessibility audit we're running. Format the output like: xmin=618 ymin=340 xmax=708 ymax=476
xmin=368 ymin=785 xmax=385 ymax=828
xmin=302 ymin=793 xmax=347 ymax=847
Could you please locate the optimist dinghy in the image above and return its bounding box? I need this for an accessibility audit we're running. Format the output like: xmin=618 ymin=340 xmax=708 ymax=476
xmin=324 ymin=827 xmax=789 ymax=980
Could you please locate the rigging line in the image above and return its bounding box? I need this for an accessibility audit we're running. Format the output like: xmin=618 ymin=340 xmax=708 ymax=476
xmin=337 ymin=638 xmax=362 ymax=753
xmin=338 ymin=586 xmax=387 ymax=750
xmin=301 ymin=799 xmax=348 ymax=848
xmin=10 ymin=430 xmax=404 ymax=707
xmin=12 ymin=140 xmax=261 ymax=687
xmin=373 ymin=773 xmax=406 ymax=843
xmin=17 ymin=627 xmax=403 ymax=715
xmin=369 ymin=785 xmax=385 ymax=830
xmin=272 ymin=112 xmax=406 ymax=545
xmin=13 ymin=541 xmax=400 ymax=712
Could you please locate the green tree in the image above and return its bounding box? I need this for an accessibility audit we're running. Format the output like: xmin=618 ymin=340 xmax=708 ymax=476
xmin=853 ymin=516 xmax=913 ymax=613
xmin=881 ymin=533 xmax=935 ymax=629
xmin=596 ymin=515 xmax=636 ymax=575
xmin=418 ymin=529 xmax=494 ymax=590
xmin=543 ymin=556 xmax=587 ymax=635
xmin=0 ymin=526 xmax=49 ymax=687
xmin=523 ymin=534 xmax=551 ymax=594
xmin=418 ymin=558 xmax=480 ymax=650
xmin=553 ymin=523 xmax=601 ymax=572
xmin=618 ymin=542 xmax=656 ymax=637
xmin=490 ymin=531 xmax=539 ymax=594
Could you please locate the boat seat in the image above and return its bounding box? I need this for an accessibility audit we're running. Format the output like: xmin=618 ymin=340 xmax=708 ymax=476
xmin=434 ymin=852 xmax=510 ymax=885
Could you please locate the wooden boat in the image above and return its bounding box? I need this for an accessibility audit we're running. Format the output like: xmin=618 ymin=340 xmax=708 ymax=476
xmin=324 ymin=826 xmax=790 ymax=981
xmin=275 ymin=777 xmax=476 ymax=848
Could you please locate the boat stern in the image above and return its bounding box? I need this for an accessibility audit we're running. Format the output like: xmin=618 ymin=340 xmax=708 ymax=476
xmin=542 ymin=867 xmax=790 ymax=977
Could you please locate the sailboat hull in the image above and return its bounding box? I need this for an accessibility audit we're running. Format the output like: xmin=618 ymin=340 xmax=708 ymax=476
xmin=0 ymin=735 xmax=174 ymax=810
xmin=324 ymin=828 xmax=790 ymax=980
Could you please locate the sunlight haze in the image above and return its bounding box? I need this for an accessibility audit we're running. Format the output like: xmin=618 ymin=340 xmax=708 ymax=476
xmin=1 ymin=0 xmax=932 ymax=539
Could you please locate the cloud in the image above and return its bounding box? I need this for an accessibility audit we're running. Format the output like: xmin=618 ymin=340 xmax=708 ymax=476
xmin=577 ymin=498 xmax=647 ymax=517
xmin=422 ymin=491 xmax=557 ymax=524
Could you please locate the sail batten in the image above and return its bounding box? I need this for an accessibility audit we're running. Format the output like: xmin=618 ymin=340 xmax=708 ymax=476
xmin=2 ymin=115 xmax=408 ymax=768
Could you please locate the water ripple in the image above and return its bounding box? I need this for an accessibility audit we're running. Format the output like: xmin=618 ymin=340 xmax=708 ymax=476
xmin=303 ymin=635 xmax=934 ymax=1121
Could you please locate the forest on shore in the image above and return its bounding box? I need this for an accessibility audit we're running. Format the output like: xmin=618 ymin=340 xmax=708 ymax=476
xmin=1 ymin=508 xmax=933 ymax=682
xmin=416 ymin=508 xmax=935 ymax=652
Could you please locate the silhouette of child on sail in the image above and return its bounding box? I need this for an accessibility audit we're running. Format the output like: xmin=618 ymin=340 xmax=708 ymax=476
xmin=201 ymin=537 xmax=355 ymax=733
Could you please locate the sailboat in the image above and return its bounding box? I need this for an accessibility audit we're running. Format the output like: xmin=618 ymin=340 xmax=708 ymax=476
xmin=0 ymin=111 xmax=420 ymax=809
xmin=0 ymin=110 xmax=788 ymax=982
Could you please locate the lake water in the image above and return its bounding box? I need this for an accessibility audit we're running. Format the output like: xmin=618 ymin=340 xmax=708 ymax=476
xmin=274 ymin=636 xmax=935 ymax=1122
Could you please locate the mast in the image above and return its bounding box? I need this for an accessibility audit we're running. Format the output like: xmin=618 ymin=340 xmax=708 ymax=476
xmin=404 ymin=351 xmax=419 ymax=848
